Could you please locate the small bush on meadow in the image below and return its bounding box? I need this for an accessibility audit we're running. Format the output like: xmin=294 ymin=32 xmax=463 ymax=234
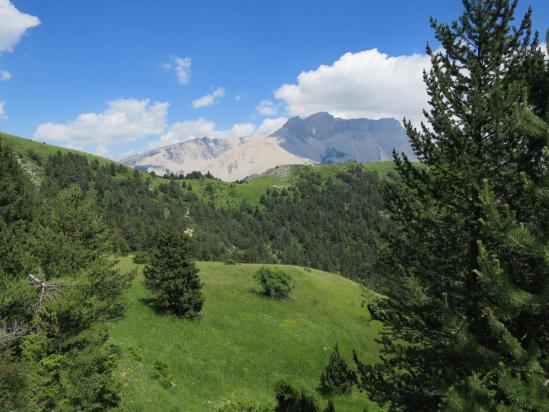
xmin=128 ymin=346 xmax=143 ymax=361
xmin=254 ymin=267 xmax=293 ymax=299
xmin=152 ymin=360 xmax=175 ymax=389
xmin=274 ymin=381 xmax=320 ymax=412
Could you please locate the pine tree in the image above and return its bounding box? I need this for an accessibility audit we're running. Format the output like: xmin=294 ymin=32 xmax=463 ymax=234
xmin=355 ymin=1 xmax=548 ymax=410
xmin=319 ymin=343 xmax=355 ymax=395
xmin=144 ymin=227 xmax=204 ymax=318
xmin=442 ymin=107 xmax=549 ymax=409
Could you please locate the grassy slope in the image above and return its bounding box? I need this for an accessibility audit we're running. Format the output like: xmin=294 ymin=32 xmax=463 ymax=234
xmin=109 ymin=258 xmax=383 ymax=411
xmin=0 ymin=131 xmax=111 ymax=164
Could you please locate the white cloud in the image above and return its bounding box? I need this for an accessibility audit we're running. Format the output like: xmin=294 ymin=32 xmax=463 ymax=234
xmin=34 ymin=98 xmax=168 ymax=145
xmin=0 ymin=70 xmax=11 ymax=80
xmin=255 ymin=117 xmax=287 ymax=135
xmin=541 ymin=43 xmax=548 ymax=58
xmin=0 ymin=101 xmax=5 ymax=119
xmin=0 ymin=0 xmax=40 ymax=53
xmin=94 ymin=144 xmax=110 ymax=157
xmin=256 ymin=99 xmax=278 ymax=116
xmin=234 ymin=94 xmax=243 ymax=102
xmin=275 ymin=49 xmax=430 ymax=124
xmin=164 ymin=56 xmax=192 ymax=85
xmin=150 ymin=117 xmax=252 ymax=148
xmin=192 ymin=87 xmax=225 ymax=108
xmin=149 ymin=116 xmax=287 ymax=149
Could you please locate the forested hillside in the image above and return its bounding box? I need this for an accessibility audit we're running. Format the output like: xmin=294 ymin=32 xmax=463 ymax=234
xmin=0 ymin=142 xmax=132 ymax=410
xmin=0 ymin=133 xmax=394 ymax=288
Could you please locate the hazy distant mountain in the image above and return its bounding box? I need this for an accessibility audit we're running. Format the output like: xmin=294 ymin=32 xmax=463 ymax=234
xmin=122 ymin=135 xmax=312 ymax=181
xmin=270 ymin=112 xmax=414 ymax=163
xmin=122 ymin=113 xmax=414 ymax=181
xmin=123 ymin=136 xmax=237 ymax=175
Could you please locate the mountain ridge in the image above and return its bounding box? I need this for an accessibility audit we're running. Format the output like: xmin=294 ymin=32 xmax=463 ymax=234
xmin=122 ymin=112 xmax=414 ymax=181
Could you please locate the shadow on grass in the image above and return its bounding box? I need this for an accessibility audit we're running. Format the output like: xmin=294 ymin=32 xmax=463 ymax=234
xmin=248 ymin=288 xmax=293 ymax=301
xmin=138 ymin=297 xmax=203 ymax=321
xmin=139 ymin=297 xmax=157 ymax=309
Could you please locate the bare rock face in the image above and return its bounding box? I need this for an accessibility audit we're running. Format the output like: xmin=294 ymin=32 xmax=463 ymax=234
xmin=122 ymin=135 xmax=313 ymax=181
xmin=121 ymin=113 xmax=414 ymax=181
xmin=270 ymin=112 xmax=414 ymax=164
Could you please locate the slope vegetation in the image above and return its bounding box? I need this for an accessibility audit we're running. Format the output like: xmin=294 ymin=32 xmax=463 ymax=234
xmin=109 ymin=258 xmax=382 ymax=411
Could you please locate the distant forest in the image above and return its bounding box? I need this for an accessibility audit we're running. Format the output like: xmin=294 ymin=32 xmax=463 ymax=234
xmin=43 ymin=152 xmax=393 ymax=289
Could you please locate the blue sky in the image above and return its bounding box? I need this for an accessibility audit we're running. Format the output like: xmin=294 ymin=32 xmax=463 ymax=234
xmin=1 ymin=0 xmax=548 ymax=158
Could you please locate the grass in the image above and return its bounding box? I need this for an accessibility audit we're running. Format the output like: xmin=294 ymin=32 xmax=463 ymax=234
xmin=109 ymin=257 xmax=383 ymax=411
xmin=0 ymin=131 xmax=112 ymax=165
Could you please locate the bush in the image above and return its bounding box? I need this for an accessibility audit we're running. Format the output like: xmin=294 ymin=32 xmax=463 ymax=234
xmin=274 ymin=381 xmax=319 ymax=412
xmin=152 ymin=360 xmax=175 ymax=389
xmin=128 ymin=346 xmax=143 ymax=361
xmin=318 ymin=344 xmax=355 ymax=395
xmin=254 ymin=267 xmax=293 ymax=299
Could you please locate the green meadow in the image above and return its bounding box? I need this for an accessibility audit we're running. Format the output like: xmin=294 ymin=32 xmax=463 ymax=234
xmin=108 ymin=258 xmax=382 ymax=411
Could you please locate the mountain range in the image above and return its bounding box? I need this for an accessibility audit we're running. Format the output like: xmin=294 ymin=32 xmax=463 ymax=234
xmin=122 ymin=112 xmax=414 ymax=181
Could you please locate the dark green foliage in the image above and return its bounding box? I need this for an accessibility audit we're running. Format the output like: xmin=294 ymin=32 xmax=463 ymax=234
xmin=440 ymin=111 xmax=549 ymax=410
xmin=274 ymin=381 xmax=320 ymax=412
xmin=133 ymin=251 xmax=149 ymax=264
xmin=356 ymin=1 xmax=549 ymax=410
xmin=37 ymin=185 xmax=111 ymax=278
xmin=323 ymin=400 xmax=336 ymax=412
xmin=0 ymin=143 xmax=35 ymax=226
xmin=45 ymin=151 xmax=91 ymax=191
xmin=151 ymin=360 xmax=175 ymax=389
xmin=0 ymin=142 xmax=128 ymax=410
xmin=318 ymin=344 xmax=355 ymax=395
xmin=0 ymin=350 xmax=28 ymax=411
xmin=144 ymin=228 xmax=204 ymax=318
xmin=0 ymin=143 xmax=37 ymax=277
xmin=254 ymin=267 xmax=294 ymax=299
xmin=23 ymin=328 xmax=121 ymax=411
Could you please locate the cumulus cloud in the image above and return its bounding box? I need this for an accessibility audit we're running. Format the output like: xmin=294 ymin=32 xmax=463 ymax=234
xmin=0 ymin=101 xmax=5 ymax=119
xmin=0 ymin=0 xmax=40 ymax=53
xmin=275 ymin=49 xmax=430 ymax=124
xmin=255 ymin=117 xmax=287 ymax=135
xmin=94 ymin=144 xmax=110 ymax=157
xmin=192 ymin=87 xmax=225 ymax=108
xmin=163 ymin=56 xmax=192 ymax=85
xmin=149 ymin=117 xmax=287 ymax=149
xmin=0 ymin=70 xmax=11 ymax=80
xmin=34 ymin=98 xmax=168 ymax=145
xmin=256 ymin=99 xmax=278 ymax=116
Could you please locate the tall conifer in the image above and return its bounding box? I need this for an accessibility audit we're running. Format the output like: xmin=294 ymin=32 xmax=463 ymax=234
xmin=356 ymin=1 xmax=549 ymax=409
